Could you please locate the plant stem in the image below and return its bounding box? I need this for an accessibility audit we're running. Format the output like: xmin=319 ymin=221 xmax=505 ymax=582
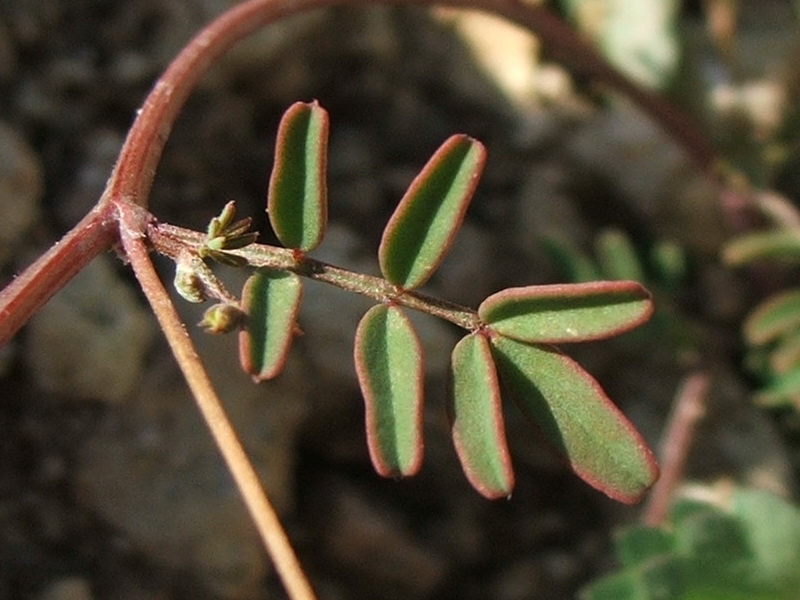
xmin=116 ymin=201 xmax=317 ymax=600
xmin=642 ymin=371 xmax=709 ymax=527
xmin=108 ymin=0 xmax=718 ymax=215
xmin=0 ymin=0 xmax=720 ymax=348
xmin=0 ymin=204 xmax=118 ymax=347
xmin=149 ymin=222 xmax=482 ymax=330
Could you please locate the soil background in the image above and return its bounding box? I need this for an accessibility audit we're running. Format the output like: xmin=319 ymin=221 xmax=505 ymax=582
xmin=1 ymin=2 xmax=799 ymax=600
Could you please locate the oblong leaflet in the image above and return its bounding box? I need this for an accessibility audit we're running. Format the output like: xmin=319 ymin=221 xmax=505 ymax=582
xmin=267 ymin=101 xmax=329 ymax=252
xmin=378 ymin=135 xmax=486 ymax=290
xmin=449 ymin=333 xmax=514 ymax=499
xmin=354 ymin=304 xmax=424 ymax=477
xmin=723 ymin=231 xmax=800 ymax=266
xmin=479 ymin=281 xmax=653 ymax=343
xmin=744 ymin=289 xmax=800 ymax=345
xmin=239 ymin=270 xmax=303 ymax=381
xmin=490 ymin=335 xmax=658 ymax=504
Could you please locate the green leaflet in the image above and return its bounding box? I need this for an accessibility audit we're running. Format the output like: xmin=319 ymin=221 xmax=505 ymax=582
xmin=379 ymin=135 xmax=486 ymax=290
xmin=731 ymin=489 xmax=800 ymax=593
xmin=595 ymin=229 xmax=645 ymax=282
xmin=614 ymin=527 xmax=673 ymax=568
xmin=449 ymin=333 xmax=514 ymax=499
xmin=479 ymin=281 xmax=653 ymax=343
xmin=744 ymin=289 xmax=800 ymax=345
xmin=756 ymin=363 xmax=800 ymax=407
xmin=769 ymin=333 xmax=800 ymax=374
xmin=267 ymin=101 xmax=329 ymax=252
xmin=579 ymin=556 xmax=685 ymax=600
xmin=723 ymin=230 xmax=800 ymax=266
xmin=542 ymin=236 xmax=603 ymax=283
xmin=239 ymin=270 xmax=302 ymax=382
xmin=490 ymin=336 xmax=658 ymax=504
xmin=354 ymin=304 xmax=424 ymax=477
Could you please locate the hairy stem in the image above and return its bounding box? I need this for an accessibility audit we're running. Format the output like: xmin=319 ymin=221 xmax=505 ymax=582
xmin=0 ymin=204 xmax=118 ymax=347
xmin=150 ymin=222 xmax=481 ymax=329
xmin=116 ymin=201 xmax=316 ymax=600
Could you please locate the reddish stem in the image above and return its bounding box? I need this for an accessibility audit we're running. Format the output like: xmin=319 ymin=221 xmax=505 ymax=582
xmin=0 ymin=204 xmax=118 ymax=346
xmin=0 ymin=0 xmax=718 ymax=348
xmin=107 ymin=0 xmax=718 ymax=212
xmin=116 ymin=200 xmax=316 ymax=600
xmin=642 ymin=371 xmax=710 ymax=527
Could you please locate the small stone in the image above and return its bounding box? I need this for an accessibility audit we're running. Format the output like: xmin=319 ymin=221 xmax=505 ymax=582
xmin=436 ymin=11 xmax=539 ymax=106
xmin=309 ymin=479 xmax=448 ymax=599
xmin=0 ymin=121 xmax=43 ymax=266
xmin=75 ymin=295 xmax=311 ymax=599
xmin=24 ymin=255 xmax=156 ymax=404
xmin=36 ymin=578 xmax=93 ymax=600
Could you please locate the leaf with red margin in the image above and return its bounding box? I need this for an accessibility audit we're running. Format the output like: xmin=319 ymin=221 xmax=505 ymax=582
xmin=449 ymin=332 xmax=514 ymax=499
xmin=354 ymin=304 xmax=424 ymax=477
xmin=490 ymin=335 xmax=658 ymax=504
xmin=267 ymin=101 xmax=329 ymax=252
xmin=379 ymin=135 xmax=486 ymax=290
xmin=479 ymin=281 xmax=653 ymax=344
xmin=239 ymin=270 xmax=302 ymax=382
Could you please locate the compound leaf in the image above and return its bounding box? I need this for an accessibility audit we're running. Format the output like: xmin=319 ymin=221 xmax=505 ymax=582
xmin=744 ymin=289 xmax=800 ymax=345
xmin=490 ymin=336 xmax=658 ymax=503
xmin=449 ymin=333 xmax=514 ymax=499
xmin=479 ymin=281 xmax=653 ymax=343
xmin=354 ymin=304 xmax=424 ymax=477
xmin=239 ymin=270 xmax=302 ymax=381
xmin=267 ymin=100 xmax=329 ymax=252
xmin=379 ymin=135 xmax=486 ymax=290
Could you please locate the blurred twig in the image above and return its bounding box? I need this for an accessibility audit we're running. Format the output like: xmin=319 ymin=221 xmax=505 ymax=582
xmin=642 ymin=371 xmax=710 ymax=527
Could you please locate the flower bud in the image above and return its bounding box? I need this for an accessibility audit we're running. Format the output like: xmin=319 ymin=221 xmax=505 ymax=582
xmin=199 ymin=303 xmax=244 ymax=334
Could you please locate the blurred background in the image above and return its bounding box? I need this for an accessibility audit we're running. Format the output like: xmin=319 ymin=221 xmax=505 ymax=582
xmin=1 ymin=1 xmax=799 ymax=598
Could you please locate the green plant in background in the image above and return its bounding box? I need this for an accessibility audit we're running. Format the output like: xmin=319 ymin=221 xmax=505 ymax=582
xmin=176 ymin=101 xmax=658 ymax=502
xmin=545 ymin=227 xmax=687 ymax=288
xmin=2 ymin=0 xmax=792 ymax=597
xmin=544 ymin=228 xmax=698 ymax=359
xmin=581 ymin=486 xmax=800 ymax=600
xmin=724 ymin=227 xmax=800 ymax=409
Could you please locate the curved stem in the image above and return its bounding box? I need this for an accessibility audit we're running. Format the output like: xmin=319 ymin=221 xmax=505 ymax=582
xmin=106 ymin=0 xmax=717 ymax=213
xmin=116 ymin=201 xmax=316 ymax=600
xmin=0 ymin=2 xmax=725 ymax=597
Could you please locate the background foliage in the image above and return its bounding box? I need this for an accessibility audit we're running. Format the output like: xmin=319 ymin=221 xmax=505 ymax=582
xmin=1 ymin=1 xmax=800 ymax=599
